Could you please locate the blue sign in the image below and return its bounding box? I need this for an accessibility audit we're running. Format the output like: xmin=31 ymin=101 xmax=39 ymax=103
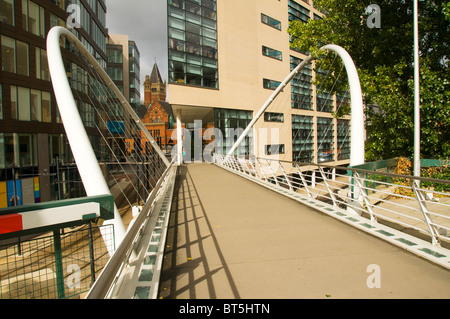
xmin=107 ymin=121 xmax=125 ymax=134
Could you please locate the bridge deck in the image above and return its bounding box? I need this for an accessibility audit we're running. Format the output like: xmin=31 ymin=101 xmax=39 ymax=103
xmin=158 ymin=163 xmax=450 ymax=299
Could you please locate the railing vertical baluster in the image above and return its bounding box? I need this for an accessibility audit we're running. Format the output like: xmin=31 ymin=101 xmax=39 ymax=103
xmin=411 ymin=181 xmax=441 ymax=246
xmin=296 ymin=165 xmax=312 ymax=198
xmin=318 ymin=166 xmax=337 ymax=207
xmin=279 ymin=161 xmax=293 ymax=191
xmin=353 ymin=172 xmax=377 ymax=223
xmin=265 ymin=159 xmax=279 ymax=186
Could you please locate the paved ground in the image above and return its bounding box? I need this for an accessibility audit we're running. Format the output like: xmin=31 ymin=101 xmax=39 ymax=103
xmin=158 ymin=163 xmax=450 ymax=299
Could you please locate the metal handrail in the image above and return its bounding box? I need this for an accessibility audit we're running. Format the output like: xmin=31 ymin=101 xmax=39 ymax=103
xmin=85 ymin=158 xmax=176 ymax=299
xmin=214 ymin=154 xmax=450 ymax=247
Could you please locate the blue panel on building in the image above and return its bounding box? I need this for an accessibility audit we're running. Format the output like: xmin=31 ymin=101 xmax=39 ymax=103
xmin=107 ymin=121 xmax=125 ymax=134
xmin=7 ymin=180 xmax=23 ymax=207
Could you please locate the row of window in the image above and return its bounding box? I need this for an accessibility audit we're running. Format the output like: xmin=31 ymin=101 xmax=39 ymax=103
xmin=292 ymin=114 xmax=350 ymax=163
xmin=168 ymin=0 xmax=218 ymax=89
xmin=10 ymin=86 xmax=52 ymax=122
xmin=1 ymin=0 xmax=45 ymax=37
xmin=262 ymin=56 xmax=348 ymax=114
xmin=169 ymin=0 xmax=216 ymax=21
xmin=214 ymin=108 xmax=252 ymax=155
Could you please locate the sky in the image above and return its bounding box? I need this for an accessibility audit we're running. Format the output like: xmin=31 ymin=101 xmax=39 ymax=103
xmin=105 ymin=0 xmax=168 ymax=100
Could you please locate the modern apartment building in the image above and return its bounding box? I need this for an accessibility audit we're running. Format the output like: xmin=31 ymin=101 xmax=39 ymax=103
xmin=107 ymin=35 xmax=141 ymax=111
xmin=167 ymin=0 xmax=353 ymax=166
xmin=0 ymin=0 xmax=108 ymax=207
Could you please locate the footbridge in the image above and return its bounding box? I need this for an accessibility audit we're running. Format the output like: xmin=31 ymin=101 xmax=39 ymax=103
xmin=86 ymin=157 xmax=450 ymax=299
xmin=1 ymin=26 xmax=449 ymax=299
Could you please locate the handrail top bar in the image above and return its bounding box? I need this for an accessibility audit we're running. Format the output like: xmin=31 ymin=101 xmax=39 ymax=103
xmin=85 ymin=158 xmax=177 ymax=299
xmin=230 ymin=155 xmax=450 ymax=185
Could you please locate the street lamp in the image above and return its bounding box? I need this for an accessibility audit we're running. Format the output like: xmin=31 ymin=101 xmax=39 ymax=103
xmin=413 ymin=0 xmax=420 ymax=181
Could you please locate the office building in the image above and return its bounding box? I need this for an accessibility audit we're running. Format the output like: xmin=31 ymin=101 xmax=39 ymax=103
xmin=107 ymin=35 xmax=141 ymax=111
xmin=167 ymin=0 xmax=353 ymax=166
xmin=0 ymin=0 xmax=108 ymax=207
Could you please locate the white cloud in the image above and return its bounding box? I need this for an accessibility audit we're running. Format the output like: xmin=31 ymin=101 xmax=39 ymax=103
xmin=106 ymin=0 xmax=168 ymax=101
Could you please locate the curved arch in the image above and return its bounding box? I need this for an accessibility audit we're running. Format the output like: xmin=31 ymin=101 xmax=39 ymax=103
xmin=46 ymin=26 xmax=168 ymax=253
xmin=228 ymin=44 xmax=364 ymax=167
xmin=320 ymin=44 xmax=364 ymax=167
xmin=47 ymin=26 xmax=126 ymax=253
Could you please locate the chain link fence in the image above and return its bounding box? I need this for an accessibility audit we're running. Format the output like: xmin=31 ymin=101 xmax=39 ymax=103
xmin=0 ymin=224 xmax=114 ymax=299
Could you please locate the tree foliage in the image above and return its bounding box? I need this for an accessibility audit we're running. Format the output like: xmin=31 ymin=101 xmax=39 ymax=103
xmin=288 ymin=0 xmax=450 ymax=161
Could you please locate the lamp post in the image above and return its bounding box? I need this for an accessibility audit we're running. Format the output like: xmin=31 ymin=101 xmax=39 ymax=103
xmin=413 ymin=0 xmax=421 ymax=182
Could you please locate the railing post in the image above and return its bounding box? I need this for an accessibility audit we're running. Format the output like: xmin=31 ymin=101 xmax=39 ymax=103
xmin=265 ymin=159 xmax=279 ymax=186
xmin=53 ymin=229 xmax=65 ymax=299
xmin=295 ymin=165 xmax=312 ymax=198
xmin=88 ymin=222 xmax=96 ymax=285
xmin=411 ymin=181 xmax=441 ymax=246
xmin=354 ymin=172 xmax=377 ymax=222
xmin=255 ymin=158 xmax=269 ymax=182
xmin=318 ymin=167 xmax=337 ymax=207
xmin=279 ymin=162 xmax=293 ymax=191
xmin=248 ymin=158 xmax=259 ymax=178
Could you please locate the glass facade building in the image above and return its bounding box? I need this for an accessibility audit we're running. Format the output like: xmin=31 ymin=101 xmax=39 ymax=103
xmin=0 ymin=0 xmax=109 ymax=207
xmin=168 ymin=0 xmax=218 ymax=88
xmin=166 ymin=0 xmax=353 ymax=165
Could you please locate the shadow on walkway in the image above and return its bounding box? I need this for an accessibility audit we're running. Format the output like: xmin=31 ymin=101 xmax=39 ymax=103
xmin=158 ymin=165 xmax=240 ymax=299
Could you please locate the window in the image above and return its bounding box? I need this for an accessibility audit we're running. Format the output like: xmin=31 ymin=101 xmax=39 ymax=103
xmin=30 ymin=89 xmax=41 ymax=121
xmin=0 ymin=0 xmax=15 ymax=26
xmin=42 ymin=91 xmax=51 ymax=122
xmin=1 ymin=36 xmax=29 ymax=75
xmin=16 ymin=39 xmax=29 ymax=75
xmin=80 ymin=101 xmax=95 ymax=128
xmin=107 ymin=46 xmax=123 ymax=64
xmin=265 ymin=144 xmax=285 ymax=155
xmin=317 ymin=91 xmax=333 ymax=112
xmin=168 ymin=0 xmax=218 ymax=88
xmin=261 ymin=13 xmax=281 ymax=30
xmin=290 ymin=56 xmax=313 ymax=110
xmin=107 ymin=66 xmax=123 ymax=81
xmin=264 ymin=112 xmax=284 ymax=122
xmin=98 ymin=4 xmax=106 ymax=29
xmin=49 ymin=12 xmax=64 ymax=28
xmin=0 ymin=84 xmax=3 ymax=120
xmin=18 ymin=86 xmax=30 ymax=121
xmin=36 ymin=47 xmax=49 ymax=80
xmin=92 ymin=22 xmax=106 ymax=54
xmin=263 ymin=78 xmax=281 ymax=90
xmin=317 ymin=117 xmax=334 ymax=162
xmin=50 ymin=0 xmax=65 ymax=11
xmin=262 ymin=46 xmax=282 ymax=61
xmin=1 ymin=35 xmax=16 ymax=73
xmin=10 ymin=86 xmax=50 ymax=122
xmin=10 ymin=85 xmax=17 ymax=119
xmin=22 ymin=0 xmax=45 ymax=37
xmin=337 ymin=119 xmax=350 ymax=160
xmin=288 ymin=0 xmax=310 ymax=23
xmin=292 ymin=115 xmax=314 ymax=163
xmin=214 ymin=108 xmax=252 ymax=156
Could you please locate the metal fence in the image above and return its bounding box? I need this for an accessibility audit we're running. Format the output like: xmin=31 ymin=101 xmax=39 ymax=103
xmin=0 ymin=224 xmax=114 ymax=299
xmin=213 ymin=154 xmax=450 ymax=268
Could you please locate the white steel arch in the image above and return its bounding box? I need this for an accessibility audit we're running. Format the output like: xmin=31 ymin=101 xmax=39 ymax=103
xmin=228 ymin=44 xmax=365 ymax=168
xmin=46 ymin=26 xmax=169 ymax=254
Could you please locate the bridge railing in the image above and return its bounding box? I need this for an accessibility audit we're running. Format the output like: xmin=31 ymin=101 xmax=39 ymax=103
xmin=214 ymin=154 xmax=450 ymax=248
xmin=84 ymin=157 xmax=177 ymax=299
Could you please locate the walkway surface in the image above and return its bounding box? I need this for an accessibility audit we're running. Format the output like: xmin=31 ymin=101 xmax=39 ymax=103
xmin=158 ymin=163 xmax=450 ymax=299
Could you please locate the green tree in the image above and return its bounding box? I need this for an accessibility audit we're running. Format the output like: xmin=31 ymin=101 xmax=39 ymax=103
xmin=288 ymin=0 xmax=450 ymax=160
